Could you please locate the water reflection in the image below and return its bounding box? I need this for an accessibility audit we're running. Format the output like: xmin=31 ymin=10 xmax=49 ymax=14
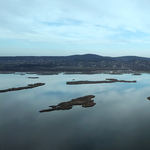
xmin=1 ymin=73 xmax=150 ymax=150
xmin=39 ymin=95 xmax=96 ymax=112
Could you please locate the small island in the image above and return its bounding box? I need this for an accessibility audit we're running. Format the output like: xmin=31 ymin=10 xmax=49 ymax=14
xmin=39 ymin=95 xmax=96 ymax=113
xmin=0 ymin=83 xmax=45 ymax=93
xmin=133 ymin=73 xmax=141 ymax=75
xmin=28 ymin=77 xmax=39 ymax=79
xmin=66 ymin=78 xmax=137 ymax=85
xmin=147 ymin=97 xmax=150 ymax=100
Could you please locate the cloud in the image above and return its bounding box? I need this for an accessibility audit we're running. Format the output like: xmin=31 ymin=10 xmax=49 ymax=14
xmin=1 ymin=0 xmax=150 ymax=56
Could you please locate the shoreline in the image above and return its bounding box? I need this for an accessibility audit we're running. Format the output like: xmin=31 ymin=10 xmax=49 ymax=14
xmin=0 ymin=70 xmax=146 ymax=75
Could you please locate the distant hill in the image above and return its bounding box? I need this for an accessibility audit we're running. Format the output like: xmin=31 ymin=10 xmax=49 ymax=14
xmin=114 ymin=56 xmax=150 ymax=61
xmin=0 ymin=54 xmax=150 ymax=72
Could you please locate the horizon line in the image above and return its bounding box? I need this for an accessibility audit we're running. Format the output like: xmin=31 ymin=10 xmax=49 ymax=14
xmin=0 ymin=53 xmax=149 ymax=58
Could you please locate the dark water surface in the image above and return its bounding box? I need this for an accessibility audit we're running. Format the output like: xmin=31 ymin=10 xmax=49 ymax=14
xmin=1 ymin=73 xmax=150 ymax=150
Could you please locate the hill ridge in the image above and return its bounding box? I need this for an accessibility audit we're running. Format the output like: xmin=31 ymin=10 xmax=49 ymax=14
xmin=0 ymin=54 xmax=150 ymax=72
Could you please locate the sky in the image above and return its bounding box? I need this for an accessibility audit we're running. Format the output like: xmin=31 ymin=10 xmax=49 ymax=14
xmin=1 ymin=0 xmax=150 ymax=57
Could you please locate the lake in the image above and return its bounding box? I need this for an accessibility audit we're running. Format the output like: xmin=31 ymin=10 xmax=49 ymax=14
xmin=1 ymin=73 xmax=150 ymax=150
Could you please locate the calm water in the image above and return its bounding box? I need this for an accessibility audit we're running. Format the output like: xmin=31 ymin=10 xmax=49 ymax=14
xmin=1 ymin=73 xmax=150 ymax=150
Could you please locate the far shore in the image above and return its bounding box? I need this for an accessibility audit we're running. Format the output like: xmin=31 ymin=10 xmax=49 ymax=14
xmin=0 ymin=70 xmax=146 ymax=75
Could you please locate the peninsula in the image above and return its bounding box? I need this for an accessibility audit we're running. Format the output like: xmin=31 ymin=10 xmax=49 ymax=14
xmin=66 ymin=78 xmax=137 ymax=85
xmin=0 ymin=83 xmax=45 ymax=93
xmin=39 ymin=95 xmax=96 ymax=113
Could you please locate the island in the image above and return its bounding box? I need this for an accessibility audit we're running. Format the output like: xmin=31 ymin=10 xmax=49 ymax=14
xmin=147 ymin=97 xmax=150 ymax=100
xmin=66 ymin=78 xmax=137 ymax=85
xmin=133 ymin=73 xmax=141 ymax=75
xmin=39 ymin=95 xmax=96 ymax=113
xmin=0 ymin=83 xmax=45 ymax=93
xmin=28 ymin=77 xmax=39 ymax=79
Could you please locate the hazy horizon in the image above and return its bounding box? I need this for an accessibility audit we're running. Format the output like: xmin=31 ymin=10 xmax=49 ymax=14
xmin=0 ymin=53 xmax=150 ymax=58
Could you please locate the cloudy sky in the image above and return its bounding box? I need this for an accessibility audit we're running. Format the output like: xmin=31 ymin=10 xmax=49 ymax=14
xmin=1 ymin=0 xmax=150 ymax=57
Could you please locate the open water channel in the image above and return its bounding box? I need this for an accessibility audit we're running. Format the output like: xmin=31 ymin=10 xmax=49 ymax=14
xmin=1 ymin=73 xmax=150 ymax=150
